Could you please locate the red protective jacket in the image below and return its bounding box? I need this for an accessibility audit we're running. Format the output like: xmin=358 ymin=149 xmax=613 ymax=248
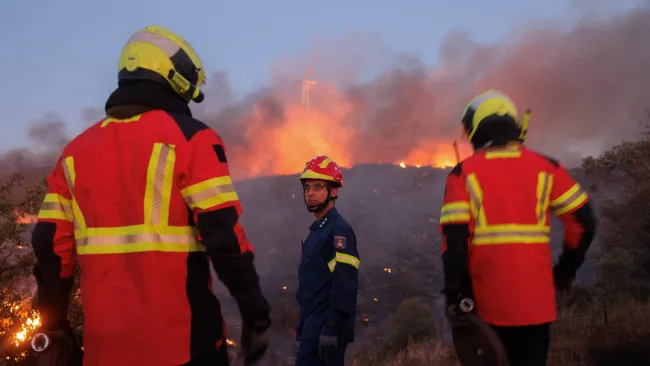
xmin=439 ymin=143 xmax=596 ymax=326
xmin=32 ymin=85 xmax=268 ymax=366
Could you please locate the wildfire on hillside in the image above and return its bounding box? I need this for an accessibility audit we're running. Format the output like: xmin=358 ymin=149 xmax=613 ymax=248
xmin=12 ymin=310 xmax=40 ymax=348
xmin=221 ymin=79 xmax=471 ymax=179
xmin=13 ymin=211 xmax=38 ymax=225
xmin=1 ymin=301 xmax=41 ymax=361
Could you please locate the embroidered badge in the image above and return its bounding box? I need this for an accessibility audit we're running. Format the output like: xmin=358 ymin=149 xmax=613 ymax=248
xmin=333 ymin=236 xmax=347 ymax=250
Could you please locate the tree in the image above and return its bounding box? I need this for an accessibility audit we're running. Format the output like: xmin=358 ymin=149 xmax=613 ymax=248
xmin=582 ymin=136 xmax=650 ymax=297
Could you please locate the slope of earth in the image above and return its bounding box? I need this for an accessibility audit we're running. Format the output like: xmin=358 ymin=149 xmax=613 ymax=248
xmin=210 ymin=163 xmax=603 ymax=364
xmin=3 ymin=162 xmax=609 ymax=365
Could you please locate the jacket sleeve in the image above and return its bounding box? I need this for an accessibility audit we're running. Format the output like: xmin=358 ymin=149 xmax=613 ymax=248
xmin=550 ymin=164 xmax=597 ymax=272
xmin=326 ymin=225 xmax=360 ymax=326
xmin=178 ymin=127 xmax=270 ymax=325
xmin=439 ymin=164 xmax=473 ymax=302
xmin=32 ymin=155 xmax=77 ymax=330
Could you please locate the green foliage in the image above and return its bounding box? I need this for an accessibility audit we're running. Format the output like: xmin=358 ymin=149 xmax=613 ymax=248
xmin=385 ymin=298 xmax=439 ymax=355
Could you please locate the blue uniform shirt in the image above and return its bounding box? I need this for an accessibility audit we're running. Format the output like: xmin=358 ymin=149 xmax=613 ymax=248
xmin=295 ymin=207 xmax=360 ymax=342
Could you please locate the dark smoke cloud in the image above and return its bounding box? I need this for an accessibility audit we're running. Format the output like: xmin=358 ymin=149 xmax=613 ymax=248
xmin=0 ymin=113 xmax=70 ymax=183
xmin=3 ymin=4 xmax=650 ymax=181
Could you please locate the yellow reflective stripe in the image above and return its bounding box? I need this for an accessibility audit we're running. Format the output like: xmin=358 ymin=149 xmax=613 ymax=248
xmin=474 ymin=224 xmax=551 ymax=234
xmin=100 ymin=114 xmax=142 ymax=128
xmin=61 ymin=156 xmax=86 ymax=230
xmin=551 ymin=183 xmax=588 ymax=215
xmin=144 ymin=143 xmax=176 ymax=226
xmin=536 ymin=172 xmax=554 ymax=226
xmin=335 ymin=252 xmax=360 ymax=269
xmin=466 ymin=173 xmax=487 ymax=227
xmin=440 ymin=201 xmax=471 ymax=224
xmin=319 ymin=158 xmax=333 ymax=168
xmin=473 ymin=224 xmax=550 ymax=245
xmin=328 ymin=258 xmax=336 ymax=272
xmin=37 ymin=193 xmax=73 ymax=222
xmin=181 ymin=176 xmax=239 ymax=210
xmin=461 ymin=171 xmax=555 ymax=246
xmin=75 ymin=224 xmax=203 ymax=255
xmin=75 ymin=224 xmax=196 ymax=238
xmin=77 ymin=242 xmax=203 ymax=255
xmin=485 ymin=150 xmax=521 ymax=159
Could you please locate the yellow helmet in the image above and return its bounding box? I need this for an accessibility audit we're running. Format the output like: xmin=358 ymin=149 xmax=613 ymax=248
xmin=461 ymin=89 xmax=531 ymax=143
xmin=118 ymin=25 xmax=207 ymax=103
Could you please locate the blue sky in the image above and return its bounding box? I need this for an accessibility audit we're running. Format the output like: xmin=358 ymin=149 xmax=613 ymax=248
xmin=0 ymin=0 xmax=642 ymax=152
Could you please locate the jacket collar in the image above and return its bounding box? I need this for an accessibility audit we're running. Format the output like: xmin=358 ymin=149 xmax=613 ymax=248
xmin=309 ymin=207 xmax=339 ymax=231
xmin=104 ymin=81 xmax=192 ymax=119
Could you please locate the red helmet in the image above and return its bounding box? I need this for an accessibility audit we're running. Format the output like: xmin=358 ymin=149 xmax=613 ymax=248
xmin=299 ymin=155 xmax=344 ymax=187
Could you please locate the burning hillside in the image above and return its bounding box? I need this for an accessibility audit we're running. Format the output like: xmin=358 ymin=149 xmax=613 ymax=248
xmin=0 ymin=2 xmax=648 ymax=364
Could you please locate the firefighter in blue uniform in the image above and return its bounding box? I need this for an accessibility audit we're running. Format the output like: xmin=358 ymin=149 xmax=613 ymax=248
xmin=295 ymin=155 xmax=360 ymax=366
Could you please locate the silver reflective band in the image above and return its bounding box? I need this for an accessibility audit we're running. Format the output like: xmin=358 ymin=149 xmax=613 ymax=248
xmin=31 ymin=333 xmax=50 ymax=352
xmin=470 ymin=90 xmax=512 ymax=111
xmin=127 ymin=31 xmax=180 ymax=58
xmin=459 ymin=297 xmax=475 ymax=313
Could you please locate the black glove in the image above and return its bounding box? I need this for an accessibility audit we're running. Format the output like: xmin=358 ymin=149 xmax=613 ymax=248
xmin=318 ymin=319 xmax=338 ymax=362
xmin=232 ymin=289 xmax=272 ymax=365
xmin=553 ymin=263 xmax=576 ymax=292
xmin=239 ymin=319 xmax=271 ymax=365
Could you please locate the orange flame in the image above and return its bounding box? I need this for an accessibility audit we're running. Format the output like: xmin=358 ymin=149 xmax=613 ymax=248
xmin=12 ymin=312 xmax=40 ymax=347
xmin=226 ymin=81 xmax=472 ymax=179
xmin=13 ymin=210 xmax=37 ymax=225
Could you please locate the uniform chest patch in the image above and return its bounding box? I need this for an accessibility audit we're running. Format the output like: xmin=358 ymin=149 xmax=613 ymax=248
xmin=333 ymin=236 xmax=347 ymax=250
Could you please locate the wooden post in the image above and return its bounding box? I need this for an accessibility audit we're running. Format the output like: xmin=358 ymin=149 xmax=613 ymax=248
xmin=453 ymin=141 xmax=461 ymax=164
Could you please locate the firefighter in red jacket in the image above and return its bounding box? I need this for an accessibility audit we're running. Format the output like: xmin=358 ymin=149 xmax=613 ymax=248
xmin=31 ymin=25 xmax=271 ymax=366
xmin=440 ymin=89 xmax=597 ymax=366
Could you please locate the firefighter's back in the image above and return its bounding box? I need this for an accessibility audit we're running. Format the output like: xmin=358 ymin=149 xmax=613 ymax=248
xmin=461 ymin=145 xmax=559 ymax=326
xmin=63 ymin=110 xmax=213 ymax=365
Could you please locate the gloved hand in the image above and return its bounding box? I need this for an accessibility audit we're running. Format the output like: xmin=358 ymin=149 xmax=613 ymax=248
xmin=318 ymin=319 xmax=338 ymax=362
xmin=553 ymin=263 xmax=576 ymax=292
xmin=234 ymin=289 xmax=271 ymax=365
xmin=238 ymin=319 xmax=271 ymax=365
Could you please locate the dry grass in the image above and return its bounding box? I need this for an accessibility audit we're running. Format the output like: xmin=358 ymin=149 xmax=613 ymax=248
xmin=351 ymin=298 xmax=650 ymax=366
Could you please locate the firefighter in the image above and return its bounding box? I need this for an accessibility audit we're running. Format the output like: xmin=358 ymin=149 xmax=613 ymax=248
xmin=440 ymin=89 xmax=597 ymax=366
xmin=294 ymin=156 xmax=360 ymax=366
xmin=31 ymin=25 xmax=271 ymax=366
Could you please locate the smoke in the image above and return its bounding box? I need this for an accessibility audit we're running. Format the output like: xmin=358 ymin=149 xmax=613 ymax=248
xmin=0 ymin=112 xmax=70 ymax=184
xmin=3 ymin=4 xmax=650 ymax=181
xmin=191 ymin=4 xmax=650 ymax=178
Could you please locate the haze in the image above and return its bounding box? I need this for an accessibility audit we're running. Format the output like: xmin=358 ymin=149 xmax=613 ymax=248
xmin=0 ymin=0 xmax=647 ymax=180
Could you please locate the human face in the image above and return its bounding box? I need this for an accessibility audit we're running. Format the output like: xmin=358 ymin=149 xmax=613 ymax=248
xmin=302 ymin=179 xmax=334 ymax=212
